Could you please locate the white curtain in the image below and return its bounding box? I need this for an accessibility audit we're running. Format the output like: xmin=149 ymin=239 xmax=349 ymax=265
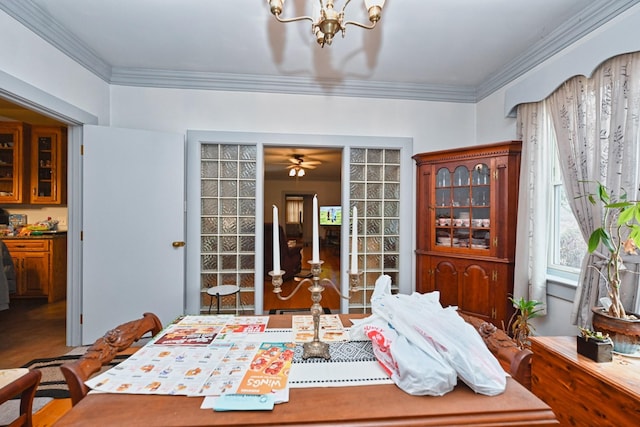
xmin=514 ymin=102 xmax=551 ymax=315
xmin=285 ymin=198 xmax=304 ymax=224
xmin=546 ymin=52 xmax=640 ymax=327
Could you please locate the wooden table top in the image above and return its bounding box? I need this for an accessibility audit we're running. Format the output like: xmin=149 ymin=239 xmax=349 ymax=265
xmin=530 ymin=336 xmax=640 ymax=397
xmin=55 ymin=315 xmax=558 ymax=427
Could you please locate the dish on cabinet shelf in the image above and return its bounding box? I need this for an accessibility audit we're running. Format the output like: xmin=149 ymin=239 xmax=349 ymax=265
xmin=437 ymin=237 xmax=458 ymax=245
xmin=471 ymin=244 xmax=489 ymax=249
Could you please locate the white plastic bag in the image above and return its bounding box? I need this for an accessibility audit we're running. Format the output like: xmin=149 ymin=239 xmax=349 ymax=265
xmin=370 ymin=275 xmax=507 ymax=396
xmin=352 ymin=276 xmax=457 ymax=395
xmin=351 ymin=313 xmax=456 ymax=396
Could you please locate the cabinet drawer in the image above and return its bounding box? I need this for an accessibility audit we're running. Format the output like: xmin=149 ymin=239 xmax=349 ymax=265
xmin=4 ymin=239 xmax=51 ymax=252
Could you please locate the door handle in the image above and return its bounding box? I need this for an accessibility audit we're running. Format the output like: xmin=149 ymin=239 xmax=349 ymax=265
xmin=172 ymin=241 xmax=186 ymax=248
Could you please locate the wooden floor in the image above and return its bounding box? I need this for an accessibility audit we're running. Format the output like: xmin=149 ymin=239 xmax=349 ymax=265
xmin=0 ymin=298 xmax=71 ymax=369
xmin=263 ymin=244 xmax=342 ymax=312
xmin=0 ymin=299 xmax=72 ymax=426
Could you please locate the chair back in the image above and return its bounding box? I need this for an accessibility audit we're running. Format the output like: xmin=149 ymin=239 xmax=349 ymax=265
xmin=60 ymin=312 xmax=162 ymax=406
xmin=0 ymin=368 xmax=42 ymax=427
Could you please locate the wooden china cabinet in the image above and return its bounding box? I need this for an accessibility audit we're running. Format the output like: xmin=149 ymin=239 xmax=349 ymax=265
xmin=413 ymin=141 xmax=521 ymax=327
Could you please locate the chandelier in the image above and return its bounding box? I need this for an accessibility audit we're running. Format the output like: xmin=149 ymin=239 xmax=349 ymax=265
xmin=289 ymin=167 xmax=306 ymax=177
xmin=266 ymin=0 xmax=386 ymax=47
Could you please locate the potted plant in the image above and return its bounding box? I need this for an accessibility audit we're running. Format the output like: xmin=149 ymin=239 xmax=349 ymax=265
xmin=507 ymin=296 xmax=543 ymax=349
xmin=583 ymin=182 xmax=640 ymax=354
xmin=576 ymin=327 xmax=613 ymax=362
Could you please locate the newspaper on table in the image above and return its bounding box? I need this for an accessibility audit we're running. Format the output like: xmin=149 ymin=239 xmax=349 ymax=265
xmin=84 ymin=315 xmax=291 ymax=403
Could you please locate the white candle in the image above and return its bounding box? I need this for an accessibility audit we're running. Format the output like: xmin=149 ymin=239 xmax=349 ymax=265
xmin=273 ymin=205 xmax=280 ymax=273
xmin=351 ymin=206 xmax=358 ymax=273
xmin=312 ymin=195 xmax=319 ymax=262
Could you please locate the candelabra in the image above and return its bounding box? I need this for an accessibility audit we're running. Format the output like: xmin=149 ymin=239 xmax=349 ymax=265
xmin=270 ymin=260 xmax=361 ymax=359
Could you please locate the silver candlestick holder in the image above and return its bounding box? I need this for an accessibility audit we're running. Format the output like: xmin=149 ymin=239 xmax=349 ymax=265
xmin=269 ymin=260 xmax=361 ymax=360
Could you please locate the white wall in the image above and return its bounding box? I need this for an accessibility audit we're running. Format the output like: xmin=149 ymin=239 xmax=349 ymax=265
xmin=263 ymin=178 xmax=341 ymax=222
xmin=108 ymin=86 xmax=476 ymax=155
xmin=0 ymin=10 xmax=110 ymax=124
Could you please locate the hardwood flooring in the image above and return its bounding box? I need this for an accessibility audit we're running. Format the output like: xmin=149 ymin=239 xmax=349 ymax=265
xmin=0 ymin=298 xmax=70 ymax=369
xmin=263 ymin=244 xmax=342 ymax=312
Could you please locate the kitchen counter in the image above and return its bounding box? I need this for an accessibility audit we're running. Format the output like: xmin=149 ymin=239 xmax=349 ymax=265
xmin=2 ymin=231 xmax=67 ymax=239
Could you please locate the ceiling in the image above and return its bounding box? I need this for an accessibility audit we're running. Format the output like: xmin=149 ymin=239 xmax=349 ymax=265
xmin=1 ymin=0 xmax=637 ymax=103
xmin=1 ymin=1 xmax=638 ymax=180
xmin=264 ymin=147 xmax=342 ymax=181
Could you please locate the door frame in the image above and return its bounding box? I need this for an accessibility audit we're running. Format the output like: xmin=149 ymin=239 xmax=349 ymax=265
xmin=0 ymin=70 xmax=98 ymax=346
xmin=186 ymin=131 xmax=415 ymax=315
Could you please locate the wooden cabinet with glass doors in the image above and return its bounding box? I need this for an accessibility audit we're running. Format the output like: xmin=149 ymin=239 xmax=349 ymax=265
xmin=30 ymin=126 xmax=67 ymax=204
xmin=0 ymin=122 xmax=30 ymax=203
xmin=0 ymin=123 xmax=65 ymax=204
xmin=413 ymin=141 xmax=521 ymax=327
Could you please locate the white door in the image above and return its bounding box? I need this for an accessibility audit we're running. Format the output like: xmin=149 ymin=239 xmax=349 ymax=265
xmin=82 ymin=125 xmax=185 ymax=344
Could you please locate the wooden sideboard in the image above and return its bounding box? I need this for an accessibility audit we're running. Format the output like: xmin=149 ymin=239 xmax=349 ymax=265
xmin=530 ymin=336 xmax=640 ymax=426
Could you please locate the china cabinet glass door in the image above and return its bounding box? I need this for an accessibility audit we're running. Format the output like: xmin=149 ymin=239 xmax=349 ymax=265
xmin=434 ymin=162 xmax=491 ymax=251
xmin=0 ymin=123 xmax=25 ymax=203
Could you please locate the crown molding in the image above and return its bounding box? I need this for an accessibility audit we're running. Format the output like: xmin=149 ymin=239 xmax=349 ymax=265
xmin=2 ymin=0 xmax=638 ymax=103
xmin=476 ymin=0 xmax=640 ymax=100
xmin=109 ymin=67 xmax=478 ymax=103
xmin=0 ymin=0 xmax=112 ymax=82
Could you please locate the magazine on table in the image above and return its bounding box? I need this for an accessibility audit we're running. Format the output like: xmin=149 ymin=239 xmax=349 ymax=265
xmin=292 ymin=314 xmax=350 ymax=342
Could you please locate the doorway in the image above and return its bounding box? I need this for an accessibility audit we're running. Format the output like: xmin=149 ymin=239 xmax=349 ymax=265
xmin=263 ymin=147 xmax=343 ymax=312
xmin=0 ymin=98 xmax=69 ymax=353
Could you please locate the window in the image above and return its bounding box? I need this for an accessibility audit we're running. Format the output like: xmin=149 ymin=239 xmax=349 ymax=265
xmin=548 ymin=129 xmax=587 ymax=275
xmin=285 ymin=196 xmax=304 ymax=224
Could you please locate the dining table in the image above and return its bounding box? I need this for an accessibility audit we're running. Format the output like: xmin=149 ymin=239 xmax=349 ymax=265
xmin=54 ymin=314 xmax=558 ymax=426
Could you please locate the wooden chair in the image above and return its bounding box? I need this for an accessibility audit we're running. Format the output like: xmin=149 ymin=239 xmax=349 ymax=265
xmin=458 ymin=312 xmax=533 ymax=390
xmin=60 ymin=312 xmax=163 ymax=406
xmin=0 ymin=368 xmax=42 ymax=427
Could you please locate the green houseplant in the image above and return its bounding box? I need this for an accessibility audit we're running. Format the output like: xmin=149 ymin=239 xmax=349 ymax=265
xmin=507 ymin=296 xmax=543 ymax=349
xmin=584 ymin=182 xmax=640 ymax=353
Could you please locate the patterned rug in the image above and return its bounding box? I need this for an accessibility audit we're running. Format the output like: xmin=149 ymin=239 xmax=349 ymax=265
xmin=20 ymin=353 xmax=129 ymax=399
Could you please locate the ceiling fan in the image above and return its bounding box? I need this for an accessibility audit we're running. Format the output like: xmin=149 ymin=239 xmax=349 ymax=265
xmin=285 ymin=154 xmax=321 ymax=177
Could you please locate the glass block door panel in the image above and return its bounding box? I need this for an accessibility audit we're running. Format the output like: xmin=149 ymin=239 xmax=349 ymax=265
xmin=200 ymin=144 xmax=257 ymax=313
xmin=350 ymin=148 xmax=401 ymax=312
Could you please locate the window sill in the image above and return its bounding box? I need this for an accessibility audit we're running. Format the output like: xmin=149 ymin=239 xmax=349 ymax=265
xmin=545 ymin=273 xmax=578 ymax=302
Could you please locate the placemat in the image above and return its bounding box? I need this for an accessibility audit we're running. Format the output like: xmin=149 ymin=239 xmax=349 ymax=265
xmin=289 ymin=340 xmax=393 ymax=388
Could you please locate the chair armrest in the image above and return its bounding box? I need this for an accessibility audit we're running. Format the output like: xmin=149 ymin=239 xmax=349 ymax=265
xmin=458 ymin=312 xmax=532 ymax=390
xmin=0 ymin=369 xmax=42 ymax=427
xmin=60 ymin=312 xmax=163 ymax=406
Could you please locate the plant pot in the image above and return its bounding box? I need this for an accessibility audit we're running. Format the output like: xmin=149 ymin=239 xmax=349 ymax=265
xmin=591 ymin=307 xmax=640 ymax=354
xmin=576 ymin=335 xmax=613 ymax=362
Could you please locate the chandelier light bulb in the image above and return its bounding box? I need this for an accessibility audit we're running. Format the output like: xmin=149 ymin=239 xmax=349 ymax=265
xmin=267 ymin=0 xmax=385 ymax=47
xmin=289 ymin=168 xmax=296 ymax=177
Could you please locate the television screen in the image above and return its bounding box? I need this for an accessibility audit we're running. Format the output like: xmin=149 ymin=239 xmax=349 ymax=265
xmin=319 ymin=206 xmax=342 ymax=226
